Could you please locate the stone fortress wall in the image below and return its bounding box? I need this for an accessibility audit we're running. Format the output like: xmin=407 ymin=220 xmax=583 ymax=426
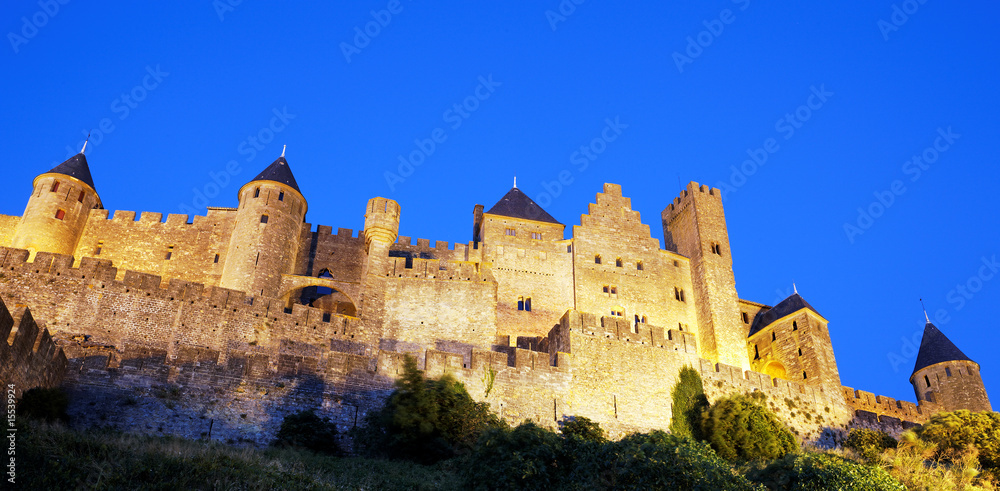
xmin=0 ymin=157 xmax=985 ymax=446
xmin=0 ymin=296 xmax=67 ymax=399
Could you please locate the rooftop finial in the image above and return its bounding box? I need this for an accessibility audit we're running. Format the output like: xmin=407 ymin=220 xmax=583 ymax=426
xmin=81 ymin=132 xmax=90 ymax=154
xmin=920 ymin=298 xmax=930 ymax=323
xmin=281 ymin=145 xmax=286 ymax=158
xmin=513 ymin=176 xmax=517 ymax=188
xmin=793 ymin=282 xmax=798 ymax=294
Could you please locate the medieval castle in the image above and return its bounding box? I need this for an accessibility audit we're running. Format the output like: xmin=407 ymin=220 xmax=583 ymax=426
xmin=0 ymin=149 xmax=992 ymax=444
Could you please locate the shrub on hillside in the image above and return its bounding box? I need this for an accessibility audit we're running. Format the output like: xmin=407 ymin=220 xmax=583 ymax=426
xmin=915 ymin=410 xmax=1000 ymax=482
xmin=559 ymin=415 xmax=605 ymax=442
xmin=462 ymin=422 xmax=567 ymax=490
xmin=351 ymin=355 xmax=504 ymax=464
xmin=669 ymin=365 xmax=709 ymax=439
xmin=882 ymin=431 xmax=991 ymax=490
xmin=462 ymin=424 xmax=760 ymax=490
xmin=17 ymin=387 xmax=69 ymax=423
xmin=748 ymin=452 xmax=905 ymax=491
xmin=843 ymin=428 xmax=897 ymax=462
xmin=272 ymin=409 xmax=341 ymax=455
xmin=699 ymin=392 xmax=797 ymax=461
xmin=570 ymin=431 xmax=763 ymax=490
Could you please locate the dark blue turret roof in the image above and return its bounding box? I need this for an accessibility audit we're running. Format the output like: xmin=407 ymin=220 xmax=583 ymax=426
xmin=748 ymin=293 xmax=821 ymax=337
xmin=912 ymin=322 xmax=975 ymax=375
xmin=485 ymin=187 xmax=561 ymax=224
xmin=251 ymin=156 xmax=300 ymax=192
xmin=47 ymin=153 xmax=97 ymax=191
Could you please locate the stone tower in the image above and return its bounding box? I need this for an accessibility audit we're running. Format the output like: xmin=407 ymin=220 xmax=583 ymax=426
xmin=362 ymin=196 xmax=400 ymax=276
xmin=11 ymin=151 xmax=102 ymax=260
xmin=219 ymin=154 xmax=306 ymax=297
xmin=662 ymin=182 xmax=747 ymax=370
xmin=910 ymin=321 xmax=991 ymax=412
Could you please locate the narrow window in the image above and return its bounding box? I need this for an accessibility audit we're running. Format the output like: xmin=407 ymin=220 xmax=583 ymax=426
xmin=641 ymin=316 xmax=647 ymax=323
xmin=322 ymin=313 xmax=331 ymax=322
xmin=798 ymin=348 xmax=802 ymax=356
xmin=165 ymin=246 xmax=174 ymax=260
xmin=566 ymin=245 xmax=572 ymax=253
xmin=678 ymin=323 xmax=683 ymax=331
xmin=673 ymin=260 xmax=679 ymax=267
xmin=54 ymin=209 xmax=65 ymax=220
xmin=610 ymin=286 xmax=617 ymax=294
xmin=924 ymin=375 xmax=931 ymax=387
xmin=260 ymin=215 xmax=268 ymax=223
xmin=674 ymin=287 xmax=680 ymax=300
xmin=803 ymin=371 xmax=808 ymax=379
xmin=595 ymin=255 xmax=602 ymax=264
xmin=754 ymin=345 xmax=760 ymax=360
xmin=603 ymin=285 xmax=609 ymax=293
xmin=945 ymin=367 xmax=952 ymax=377
xmin=616 ymin=257 xmax=623 ymax=267
xmin=213 ymin=254 xmax=220 ymax=263
xmin=792 ymin=321 xmax=798 ymax=331
xmin=278 ymin=191 xmax=284 ymax=201
xmin=95 ymin=240 xmax=104 ymax=256
xmin=78 ymin=190 xmax=85 ymax=202
xmin=771 ymin=332 xmax=776 ymax=341
xmin=254 ymin=188 xmax=260 ymax=198
xmin=525 ymin=297 xmax=532 ymax=312
xmin=51 ymin=181 xmax=60 ymax=192
xmin=517 ymin=296 xmax=525 ymax=311
xmin=636 ymin=261 xmax=643 ymax=271
xmin=741 ymin=312 xmax=749 ymax=324
xmin=634 ymin=315 xmax=640 ymax=328
xmin=531 ymin=232 xmax=541 ymax=240
xmin=505 ymin=228 xmax=516 ymax=236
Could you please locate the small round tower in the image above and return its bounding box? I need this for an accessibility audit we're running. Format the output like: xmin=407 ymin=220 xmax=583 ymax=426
xmin=363 ymin=197 xmax=400 ymax=252
xmin=11 ymin=151 xmax=101 ymax=259
xmin=910 ymin=321 xmax=992 ymax=412
xmin=219 ymin=153 xmax=306 ymax=297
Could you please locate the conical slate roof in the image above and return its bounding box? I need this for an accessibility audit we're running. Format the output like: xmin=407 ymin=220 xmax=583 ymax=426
xmin=911 ymin=322 xmax=974 ymax=375
xmin=485 ymin=187 xmax=561 ymax=224
xmin=47 ymin=153 xmax=97 ymax=191
xmin=748 ymin=293 xmax=822 ymax=337
xmin=251 ymin=156 xmax=300 ymax=192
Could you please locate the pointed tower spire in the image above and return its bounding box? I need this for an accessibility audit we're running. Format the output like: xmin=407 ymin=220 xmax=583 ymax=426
xmin=793 ymin=282 xmax=798 ymax=294
xmin=249 ymin=152 xmax=300 ymax=192
xmin=920 ymin=298 xmax=930 ymax=323
xmin=513 ymin=176 xmax=517 ymax=188
xmin=281 ymin=144 xmax=286 ymax=157
xmin=81 ymin=133 xmax=90 ymax=154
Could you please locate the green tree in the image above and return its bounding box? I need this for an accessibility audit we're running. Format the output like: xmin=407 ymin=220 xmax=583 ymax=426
xmin=699 ymin=392 xmax=797 ymax=461
xmin=916 ymin=410 xmax=1000 ymax=481
xmin=843 ymin=428 xmax=897 ymax=463
xmin=352 ymin=355 xmax=504 ymax=464
xmin=272 ymin=409 xmax=341 ymax=455
xmin=748 ymin=452 xmax=905 ymax=490
xmin=559 ymin=415 xmax=605 ymax=442
xmin=669 ymin=365 xmax=709 ymax=439
xmin=462 ymin=422 xmax=567 ymax=490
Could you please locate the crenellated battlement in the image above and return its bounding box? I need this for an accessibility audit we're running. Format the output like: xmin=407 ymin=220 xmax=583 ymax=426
xmin=0 ymin=246 xmax=361 ymax=334
xmin=0 ymin=297 xmax=68 ymax=398
xmin=841 ymin=386 xmax=928 ymax=424
xmin=386 ymin=256 xmax=490 ymax=281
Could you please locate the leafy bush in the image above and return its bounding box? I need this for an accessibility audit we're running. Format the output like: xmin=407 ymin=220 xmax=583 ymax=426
xmin=272 ymin=409 xmax=341 ymax=455
xmin=462 ymin=422 xmax=567 ymax=490
xmin=843 ymin=428 xmax=897 ymax=462
xmin=670 ymin=365 xmax=709 ymax=439
xmin=352 ymin=355 xmax=504 ymax=464
xmin=882 ymin=431 xmax=992 ymax=491
xmin=570 ymin=431 xmax=763 ymax=490
xmin=16 ymin=387 xmax=69 ymax=423
xmin=463 ymin=424 xmax=760 ymax=491
xmin=916 ymin=410 xmax=1000 ymax=482
xmin=559 ymin=415 xmax=605 ymax=442
xmin=748 ymin=452 xmax=905 ymax=490
xmin=699 ymin=392 xmax=797 ymax=461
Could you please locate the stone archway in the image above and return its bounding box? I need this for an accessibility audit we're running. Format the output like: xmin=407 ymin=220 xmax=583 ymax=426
xmin=763 ymin=360 xmax=788 ymax=381
xmin=277 ymin=274 xmax=362 ymax=317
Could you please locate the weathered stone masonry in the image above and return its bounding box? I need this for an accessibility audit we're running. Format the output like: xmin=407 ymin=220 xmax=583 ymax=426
xmin=0 ymin=150 xmax=990 ymax=446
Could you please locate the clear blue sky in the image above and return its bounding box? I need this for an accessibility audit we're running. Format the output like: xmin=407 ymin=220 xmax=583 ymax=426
xmin=3 ymin=1 xmax=998 ymax=406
